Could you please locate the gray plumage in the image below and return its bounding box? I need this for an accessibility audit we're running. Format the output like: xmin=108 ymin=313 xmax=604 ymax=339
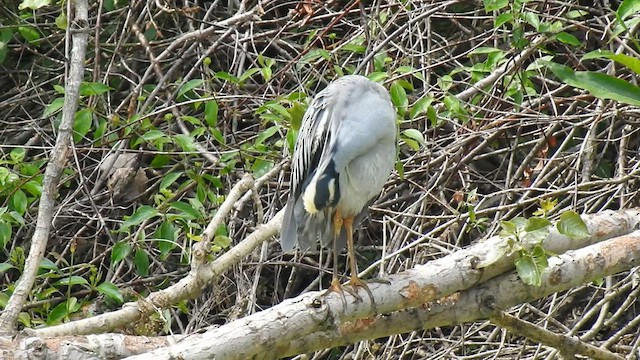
xmin=281 ymin=75 xmax=397 ymax=253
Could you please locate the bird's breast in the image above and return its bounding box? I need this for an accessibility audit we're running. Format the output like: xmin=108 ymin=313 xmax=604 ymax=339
xmin=337 ymin=140 xmax=395 ymax=217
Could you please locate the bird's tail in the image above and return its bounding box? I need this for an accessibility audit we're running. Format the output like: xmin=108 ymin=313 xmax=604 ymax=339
xmin=280 ymin=196 xmax=334 ymax=252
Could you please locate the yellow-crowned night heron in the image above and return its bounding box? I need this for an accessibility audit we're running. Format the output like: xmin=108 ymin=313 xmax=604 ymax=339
xmin=281 ymin=75 xmax=396 ymax=300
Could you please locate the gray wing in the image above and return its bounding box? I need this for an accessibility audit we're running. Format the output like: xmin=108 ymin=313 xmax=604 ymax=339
xmin=280 ymin=87 xmax=334 ymax=252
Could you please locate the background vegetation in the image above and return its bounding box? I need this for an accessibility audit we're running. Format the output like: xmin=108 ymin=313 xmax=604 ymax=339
xmin=1 ymin=0 xmax=640 ymax=358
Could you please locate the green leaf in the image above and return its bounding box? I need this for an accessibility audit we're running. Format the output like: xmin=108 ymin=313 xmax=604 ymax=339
xmin=111 ymin=241 xmax=132 ymax=265
xmin=10 ymin=148 xmax=25 ymax=163
xmin=79 ymin=82 xmax=112 ymax=96
xmin=10 ymin=190 xmax=28 ymax=215
xmin=582 ymin=50 xmax=640 ymax=75
xmin=367 ymin=72 xmax=388 ymax=83
xmin=524 ymin=217 xmax=552 ymax=232
xmin=96 ymin=282 xmax=124 ymax=303
xmin=288 ymin=101 xmax=306 ymax=131
xmin=0 ymin=29 xmax=12 ymax=65
xmin=159 ymin=172 xmax=182 ymax=190
xmin=544 ymin=61 xmax=640 ymax=106
xmin=47 ymin=300 xmax=71 ymax=325
xmin=17 ymin=312 xmax=31 ymax=327
xmin=205 ymin=100 xmax=219 ymax=127
xmin=252 ymin=159 xmax=273 ymax=178
xmin=534 ymin=198 xmax=558 ymax=217
xmin=396 ymin=79 xmax=414 ymax=91
xmin=522 ymin=222 xmax=550 ymax=244
xmin=134 ymin=248 xmax=149 ymax=276
xmin=170 ymin=201 xmax=201 ymax=220
xmin=468 ymin=47 xmax=503 ymax=56
xmin=342 ymin=43 xmax=366 ymax=54
xmin=18 ymin=26 xmax=40 ymax=44
xmin=94 ymin=118 xmax=108 ymax=141
xmin=42 ymin=97 xmax=65 ymax=118
xmin=150 ymin=154 xmax=171 ymax=168
xmin=261 ymin=66 xmax=272 ymax=81
xmin=409 ymin=97 xmax=434 ymax=120
xmin=8 ymin=210 xmax=24 ymax=226
xmin=73 ymin=108 xmax=93 ymax=142
xmin=55 ymin=12 xmax=67 ymax=30
xmin=0 ymin=167 xmax=16 ymax=188
xmin=211 ymin=127 xmax=225 ymax=145
xmin=390 ymin=81 xmax=408 ymax=114
xmin=178 ymin=79 xmax=205 ymax=99
xmin=483 ymin=0 xmax=508 ymax=12
xmin=39 ymin=257 xmax=58 ymax=271
xmin=238 ymin=68 xmax=261 ymax=83
xmin=213 ymin=235 xmax=231 ymax=249
xmin=155 ymin=221 xmax=177 ymax=258
xmin=255 ymin=126 xmax=280 ymax=146
xmin=402 ymin=138 xmax=419 ymax=151
xmin=215 ymin=71 xmax=239 ymax=84
xmin=55 ymin=276 xmax=89 ymax=286
xmin=0 ymin=221 xmax=11 ymax=248
xmin=557 ymin=210 xmax=590 ymax=239
xmin=120 ymin=205 xmax=159 ymax=232
xmin=182 ymin=116 xmax=202 ymax=127
xmin=438 ymin=75 xmax=453 ymax=92
xmin=300 ymin=48 xmax=331 ymax=63
xmin=262 ymin=102 xmax=291 ymax=122
xmin=401 ymin=129 xmax=425 ymax=149
xmin=499 ymin=219 xmax=518 ymax=238
xmin=426 ymin=105 xmax=437 ymax=127
xmin=19 ymin=0 xmax=51 ymax=10
xmin=136 ymin=129 xmax=169 ymax=147
xmin=522 ymin=11 xmax=540 ymax=31
xmin=618 ymin=0 xmax=640 ymax=20
xmin=554 ymin=32 xmax=581 ymax=46
xmin=495 ymin=12 xmax=513 ymax=28
xmin=395 ymin=160 xmax=404 ymax=179
xmin=515 ymin=246 xmax=548 ymax=286
xmin=173 ymin=134 xmax=197 ymax=152
xmin=0 ymin=262 xmax=14 ymax=273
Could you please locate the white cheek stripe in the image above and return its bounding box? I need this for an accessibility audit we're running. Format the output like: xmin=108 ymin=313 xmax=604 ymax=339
xmin=302 ymin=178 xmax=318 ymax=214
xmin=327 ymin=178 xmax=335 ymax=203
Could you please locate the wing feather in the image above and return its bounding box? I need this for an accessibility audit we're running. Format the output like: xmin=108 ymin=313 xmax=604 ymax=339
xmin=290 ymin=92 xmax=332 ymax=197
xmin=280 ymin=87 xmax=334 ymax=252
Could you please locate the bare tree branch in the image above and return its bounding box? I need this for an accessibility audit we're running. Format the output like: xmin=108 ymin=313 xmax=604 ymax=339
xmin=0 ymin=0 xmax=90 ymax=335
xmin=489 ymin=311 xmax=623 ymax=360
xmin=116 ymin=209 xmax=640 ymax=359
xmin=29 ymin=174 xmax=259 ymax=338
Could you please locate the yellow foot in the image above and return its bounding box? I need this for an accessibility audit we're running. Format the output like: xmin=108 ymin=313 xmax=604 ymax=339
xmin=324 ymin=277 xmax=378 ymax=313
xmin=346 ymin=276 xmax=375 ymax=306
xmin=323 ymin=278 xmax=348 ymax=308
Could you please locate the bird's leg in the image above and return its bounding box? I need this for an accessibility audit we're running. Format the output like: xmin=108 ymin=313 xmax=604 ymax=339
xmin=327 ymin=210 xmax=343 ymax=292
xmin=345 ymin=216 xmax=375 ymax=306
xmin=323 ymin=209 xmax=349 ymax=307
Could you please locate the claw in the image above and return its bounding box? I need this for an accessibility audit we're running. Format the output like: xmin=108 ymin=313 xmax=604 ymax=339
xmin=323 ymin=277 xmax=348 ymax=308
xmin=347 ymin=275 xmax=376 ymax=310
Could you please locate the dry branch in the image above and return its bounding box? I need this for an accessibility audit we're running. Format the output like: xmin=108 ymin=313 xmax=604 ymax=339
xmin=0 ymin=0 xmax=90 ymax=335
xmin=113 ymin=209 xmax=638 ymax=359
xmin=281 ymin=230 xmax=640 ymax=358
xmin=4 ymin=210 xmax=638 ymax=359
xmin=28 ymin=175 xmax=262 ymax=338
xmin=489 ymin=311 xmax=623 ymax=360
xmin=2 ymin=1 xmax=640 ymax=359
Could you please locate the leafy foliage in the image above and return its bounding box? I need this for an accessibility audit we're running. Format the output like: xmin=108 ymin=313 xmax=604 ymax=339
xmin=0 ymin=0 xmax=639 ymax=357
xmin=490 ymin=201 xmax=589 ymax=287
